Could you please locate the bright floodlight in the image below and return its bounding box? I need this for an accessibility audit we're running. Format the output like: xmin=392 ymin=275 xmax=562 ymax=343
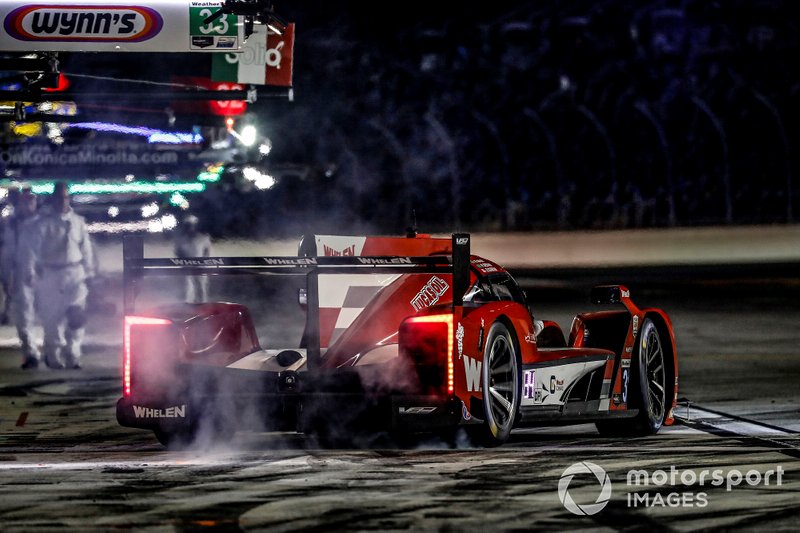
xmin=161 ymin=214 xmax=178 ymax=230
xmin=242 ymin=166 xmax=275 ymax=190
xmin=242 ymin=166 xmax=260 ymax=182
xmin=241 ymin=125 xmax=257 ymax=147
xmin=141 ymin=202 xmax=159 ymax=218
xmin=254 ymin=173 xmax=276 ymax=190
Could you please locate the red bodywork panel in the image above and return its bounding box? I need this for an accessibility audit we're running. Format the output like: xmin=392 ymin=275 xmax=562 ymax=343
xmin=125 ymin=303 xmax=259 ymax=399
xmin=311 ymin=234 xmax=453 ymax=258
xmin=568 ymin=292 xmax=678 ymax=425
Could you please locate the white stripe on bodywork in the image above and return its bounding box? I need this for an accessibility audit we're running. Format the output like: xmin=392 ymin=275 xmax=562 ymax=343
xmin=318 ymin=274 xmax=400 ymax=308
xmin=334 ymin=307 xmax=364 ymax=329
xmin=600 ymin=378 xmax=612 ymax=398
xmin=599 ymin=398 xmax=610 ymax=411
xmin=522 ymin=359 xmax=607 ymax=407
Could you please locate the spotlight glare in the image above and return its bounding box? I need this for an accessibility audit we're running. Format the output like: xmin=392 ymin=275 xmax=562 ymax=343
xmin=140 ymin=202 xmax=159 ymax=218
xmin=240 ymin=125 xmax=257 ymax=147
xmin=161 ymin=214 xmax=178 ymax=230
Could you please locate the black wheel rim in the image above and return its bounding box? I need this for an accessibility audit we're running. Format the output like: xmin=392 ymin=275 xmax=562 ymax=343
xmin=487 ymin=334 xmax=517 ymax=431
xmin=643 ymin=324 xmax=666 ymax=422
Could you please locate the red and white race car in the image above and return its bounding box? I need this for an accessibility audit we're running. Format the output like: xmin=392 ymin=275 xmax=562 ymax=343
xmin=116 ymin=233 xmax=678 ymax=447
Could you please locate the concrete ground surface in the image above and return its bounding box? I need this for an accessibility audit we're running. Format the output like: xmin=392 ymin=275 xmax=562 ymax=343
xmin=0 ymin=231 xmax=798 ymax=531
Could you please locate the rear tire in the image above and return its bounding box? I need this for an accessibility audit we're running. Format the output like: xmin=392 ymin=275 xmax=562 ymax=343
xmin=596 ymin=317 xmax=667 ymax=437
xmin=468 ymin=322 xmax=521 ymax=447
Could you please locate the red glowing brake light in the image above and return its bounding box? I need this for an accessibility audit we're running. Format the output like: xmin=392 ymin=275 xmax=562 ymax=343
xmin=123 ymin=316 xmax=171 ymax=397
xmin=401 ymin=314 xmax=454 ymax=394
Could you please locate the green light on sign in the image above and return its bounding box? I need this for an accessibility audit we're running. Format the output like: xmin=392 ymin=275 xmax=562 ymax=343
xmin=197 ymin=165 xmax=224 ymax=182
xmin=169 ymin=192 xmax=190 ymax=209
xmin=28 ymin=183 xmax=55 ymax=195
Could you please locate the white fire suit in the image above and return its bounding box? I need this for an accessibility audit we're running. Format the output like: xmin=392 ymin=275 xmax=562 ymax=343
xmin=1 ymin=214 xmax=40 ymax=360
xmin=22 ymin=207 xmax=94 ymax=368
xmin=174 ymin=231 xmax=211 ymax=302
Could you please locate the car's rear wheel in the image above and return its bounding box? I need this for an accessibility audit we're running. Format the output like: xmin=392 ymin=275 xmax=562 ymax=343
xmin=468 ymin=322 xmax=521 ymax=447
xmin=596 ymin=317 xmax=667 ymax=437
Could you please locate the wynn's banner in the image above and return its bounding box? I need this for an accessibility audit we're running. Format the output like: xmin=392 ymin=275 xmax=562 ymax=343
xmin=0 ymin=1 xmax=245 ymax=52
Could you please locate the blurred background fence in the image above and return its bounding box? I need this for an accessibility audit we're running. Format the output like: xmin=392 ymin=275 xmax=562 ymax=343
xmin=259 ymin=0 xmax=799 ymax=235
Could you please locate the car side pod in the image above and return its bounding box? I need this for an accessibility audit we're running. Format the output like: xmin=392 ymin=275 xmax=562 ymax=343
xmin=590 ymin=285 xmax=631 ymax=305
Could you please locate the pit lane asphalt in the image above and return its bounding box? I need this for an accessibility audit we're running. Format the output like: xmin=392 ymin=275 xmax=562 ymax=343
xmin=0 ymin=279 xmax=798 ymax=531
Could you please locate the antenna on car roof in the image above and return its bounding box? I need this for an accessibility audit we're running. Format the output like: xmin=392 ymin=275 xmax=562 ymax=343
xmin=405 ymin=209 xmax=418 ymax=238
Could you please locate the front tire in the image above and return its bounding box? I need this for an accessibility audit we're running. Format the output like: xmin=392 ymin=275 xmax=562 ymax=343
xmin=634 ymin=318 xmax=667 ymax=433
xmin=468 ymin=322 xmax=521 ymax=447
xmin=596 ymin=317 xmax=667 ymax=437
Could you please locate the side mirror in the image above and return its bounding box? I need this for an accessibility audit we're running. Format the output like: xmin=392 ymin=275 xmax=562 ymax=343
xmin=298 ymin=288 xmax=307 ymax=306
xmin=590 ymin=285 xmax=629 ymax=305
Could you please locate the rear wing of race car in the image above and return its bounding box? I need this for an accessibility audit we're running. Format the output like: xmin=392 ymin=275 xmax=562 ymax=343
xmin=122 ymin=233 xmax=472 ymax=371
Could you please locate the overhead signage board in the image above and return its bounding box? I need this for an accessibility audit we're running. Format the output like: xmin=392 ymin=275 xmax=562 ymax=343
xmin=212 ymin=23 xmax=294 ymax=86
xmin=0 ymin=1 xmax=243 ymax=52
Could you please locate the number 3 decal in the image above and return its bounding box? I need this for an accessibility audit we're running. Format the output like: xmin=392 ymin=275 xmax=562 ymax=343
xmin=622 ymin=368 xmax=629 ymax=403
xmin=199 ymin=8 xmax=230 ymax=35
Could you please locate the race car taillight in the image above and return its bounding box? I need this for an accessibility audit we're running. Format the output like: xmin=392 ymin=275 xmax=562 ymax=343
xmin=399 ymin=314 xmax=454 ymax=394
xmin=123 ymin=316 xmax=172 ymax=397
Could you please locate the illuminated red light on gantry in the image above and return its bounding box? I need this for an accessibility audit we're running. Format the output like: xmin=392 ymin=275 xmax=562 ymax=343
xmin=123 ymin=316 xmax=171 ymax=397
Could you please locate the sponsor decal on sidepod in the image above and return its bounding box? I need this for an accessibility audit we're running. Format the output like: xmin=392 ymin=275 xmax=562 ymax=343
xmin=410 ymin=276 xmax=449 ymax=311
